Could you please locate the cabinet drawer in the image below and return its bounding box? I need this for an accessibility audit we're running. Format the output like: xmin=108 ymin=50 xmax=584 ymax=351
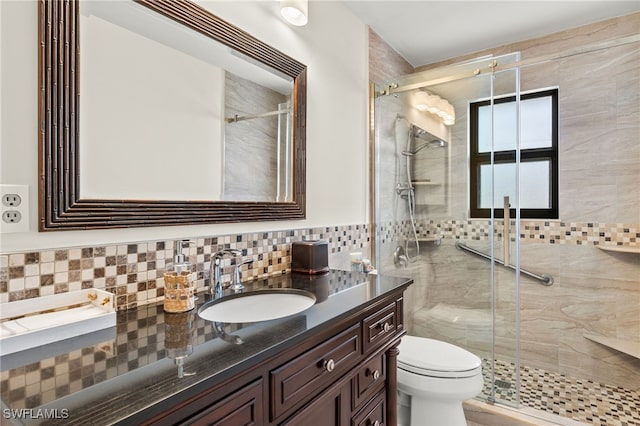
xmin=186 ymin=379 xmax=263 ymax=426
xmin=271 ymin=323 xmax=361 ymax=420
xmin=352 ymin=351 xmax=386 ymax=410
xmin=363 ymin=302 xmax=397 ymax=353
xmin=351 ymin=390 xmax=386 ymax=426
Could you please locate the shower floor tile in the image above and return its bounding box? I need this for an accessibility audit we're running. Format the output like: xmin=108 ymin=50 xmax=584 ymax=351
xmin=481 ymin=359 xmax=640 ymax=425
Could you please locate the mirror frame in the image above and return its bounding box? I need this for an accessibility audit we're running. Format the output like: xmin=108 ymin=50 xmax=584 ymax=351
xmin=38 ymin=0 xmax=307 ymax=231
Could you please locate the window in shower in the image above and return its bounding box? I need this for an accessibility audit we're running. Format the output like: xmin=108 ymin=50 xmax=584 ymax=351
xmin=469 ymin=88 xmax=558 ymax=219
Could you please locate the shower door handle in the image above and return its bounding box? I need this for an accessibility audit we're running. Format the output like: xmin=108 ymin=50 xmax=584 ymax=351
xmin=504 ymin=196 xmax=510 ymax=267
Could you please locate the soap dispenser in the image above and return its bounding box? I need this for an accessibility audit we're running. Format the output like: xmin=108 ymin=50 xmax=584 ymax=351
xmin=164 ymin=240 xmax=196 ymax=313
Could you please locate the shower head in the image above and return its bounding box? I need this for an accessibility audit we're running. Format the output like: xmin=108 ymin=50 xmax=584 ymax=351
xmin=402 ymin=139 xmax=447 ymax=156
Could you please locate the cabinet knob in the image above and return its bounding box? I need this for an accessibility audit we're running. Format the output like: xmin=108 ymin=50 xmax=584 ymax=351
xmin=366 ymin=368 xmax=380 ymax=381
xmin=323 ymin=359 xmax=335 ymax=373
xmin=382 ymin=322 xmax=391 ymax=332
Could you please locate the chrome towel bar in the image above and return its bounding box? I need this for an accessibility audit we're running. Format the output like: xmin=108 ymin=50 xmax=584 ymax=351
xmin=455 ymin=241 xmax=554 ymax=286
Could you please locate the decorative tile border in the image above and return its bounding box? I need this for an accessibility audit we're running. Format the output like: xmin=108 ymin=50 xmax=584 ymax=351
xmin=378 ymin=219 xmax=638 ymax=247
xmin=0 ymin=224 xmax=370 ymax=310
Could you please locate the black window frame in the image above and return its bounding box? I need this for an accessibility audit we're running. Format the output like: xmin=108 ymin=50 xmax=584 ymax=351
xmin=469 ymin=88 xmax=559 ymax=219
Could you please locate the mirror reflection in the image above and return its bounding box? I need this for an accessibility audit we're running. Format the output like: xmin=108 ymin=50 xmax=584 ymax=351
xmin=79 ymin=1 xmax=293 ymax=202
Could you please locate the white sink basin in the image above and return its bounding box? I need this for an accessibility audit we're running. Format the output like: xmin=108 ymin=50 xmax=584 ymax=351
xmin=198 ymin=289 xmax=316 ymax=323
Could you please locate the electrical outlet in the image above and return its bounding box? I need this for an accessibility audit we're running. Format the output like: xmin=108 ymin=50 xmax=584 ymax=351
xmin=3 ymin=211 xmax=22 ymax=223
xmin=0 ymin=184 xmax=29 ymax=233
xmin=2 ymin=193 xmax=22 ymax=207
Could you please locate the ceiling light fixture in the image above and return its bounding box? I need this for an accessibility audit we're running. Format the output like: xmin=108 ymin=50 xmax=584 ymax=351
xmin=413 ymin=91 xmax=455 ymax=126
xmin=413 ymin=91 xmax=431 ymax=112
xmin=280 ymin=0 xmax=308 ymax=26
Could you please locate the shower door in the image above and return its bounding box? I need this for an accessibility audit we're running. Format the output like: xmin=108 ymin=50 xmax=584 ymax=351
xmin=372 ymin=53 xmax=523 ymax=406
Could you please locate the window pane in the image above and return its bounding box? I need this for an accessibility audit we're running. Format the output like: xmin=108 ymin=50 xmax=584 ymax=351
xmin=479 ymin=163 xmax=516 ymax=208
xmin=478 ymin=103 xmax=516 ymax=153
xmin=478 ymin=95 xmax=553 ymax=153
xmin=521 ymin=161 xmax=550 ymax=208
xmin=521 ymin=97 xmax=552 ymax=149
xmin=479 ymin=161 xmax=550 ymax=209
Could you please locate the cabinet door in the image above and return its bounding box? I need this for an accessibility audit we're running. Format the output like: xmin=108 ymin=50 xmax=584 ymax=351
xmin=186 ymin=379 xmax=263 ymax=426
xmin=281 ymin=381 xmax=350 ymax=426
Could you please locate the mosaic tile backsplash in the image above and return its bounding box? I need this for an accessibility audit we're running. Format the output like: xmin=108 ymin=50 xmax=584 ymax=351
xmin=0 ymin=224 xmax=370 ymax=310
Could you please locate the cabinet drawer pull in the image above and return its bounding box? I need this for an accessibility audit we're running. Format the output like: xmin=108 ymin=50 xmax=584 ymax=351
xmin=381 ymin=322 xmax=391 ymax=332
xmin=323 ymin=359 xmax=335 ymax=372
xmin=366 ymin=420 xmax=380 ymax=426
xmin=366 ymin=368 xmax=380 ymax=381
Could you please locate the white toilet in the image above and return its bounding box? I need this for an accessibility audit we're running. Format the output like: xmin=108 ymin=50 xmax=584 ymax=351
xmin=397 ymin=335 xmax=483 ymax=426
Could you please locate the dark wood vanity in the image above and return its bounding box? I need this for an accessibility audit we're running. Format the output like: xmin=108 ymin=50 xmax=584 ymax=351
xmin=142 ymin=284 xmax=406 ymax=425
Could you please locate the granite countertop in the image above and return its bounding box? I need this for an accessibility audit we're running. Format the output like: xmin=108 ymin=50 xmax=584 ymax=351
xmin=0 ymin=270 xmax=412 ymax=425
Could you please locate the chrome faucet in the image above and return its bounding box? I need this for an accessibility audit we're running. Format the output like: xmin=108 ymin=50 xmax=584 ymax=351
xmin=210 ymin=249 xmax=241 ymax=298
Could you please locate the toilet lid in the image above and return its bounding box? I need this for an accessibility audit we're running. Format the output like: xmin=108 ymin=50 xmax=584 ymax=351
xmin=397 ymin=336 xmax=482 ymax=378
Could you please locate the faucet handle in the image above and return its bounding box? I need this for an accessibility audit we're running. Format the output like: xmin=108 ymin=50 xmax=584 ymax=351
xmin=230 ymin=258 xmax=254 ymax=292
xmin=213 ymin=248 xmax=241 ymax=262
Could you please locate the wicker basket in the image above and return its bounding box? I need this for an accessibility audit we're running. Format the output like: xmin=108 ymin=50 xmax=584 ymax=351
xmin=163 ymin=271 xmax=196 ymax=313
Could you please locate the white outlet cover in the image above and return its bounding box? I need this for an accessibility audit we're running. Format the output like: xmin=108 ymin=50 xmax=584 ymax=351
xmin=0 ymin=184 xmax=29 ymax=233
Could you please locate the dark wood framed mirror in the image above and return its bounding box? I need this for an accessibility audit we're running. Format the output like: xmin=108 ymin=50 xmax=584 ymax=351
xmin=38 ymin=0 xmax=306 ymax=231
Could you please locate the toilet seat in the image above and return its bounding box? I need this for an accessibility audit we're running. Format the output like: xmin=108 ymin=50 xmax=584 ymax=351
xmin=398 ymin=336 xmax=482 ymax=379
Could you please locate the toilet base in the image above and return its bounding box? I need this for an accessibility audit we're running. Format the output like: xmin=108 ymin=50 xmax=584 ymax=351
xmin=398 ymin=390 xmax=467 ymax=426
xmin=396 ymin=366 xmax=482 ymax=426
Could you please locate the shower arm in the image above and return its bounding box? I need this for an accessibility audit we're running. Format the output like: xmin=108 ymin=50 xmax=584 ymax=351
xmin=455 ymin=241 xmax=554 ymax=286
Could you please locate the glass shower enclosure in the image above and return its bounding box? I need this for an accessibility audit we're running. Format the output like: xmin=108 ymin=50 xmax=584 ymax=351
xmin=372 ymin=52 xmax=525 ymax=406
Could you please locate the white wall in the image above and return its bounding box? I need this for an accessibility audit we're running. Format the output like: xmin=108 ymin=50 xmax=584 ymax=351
xmin=0 ymin=0 xmax=370 ymax=252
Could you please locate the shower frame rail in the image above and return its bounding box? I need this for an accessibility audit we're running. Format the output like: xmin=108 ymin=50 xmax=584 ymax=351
xmin=455 ymin=241 xmax=554 ymax=286
xmin=226 ymin=108 xmax=290 ymax=123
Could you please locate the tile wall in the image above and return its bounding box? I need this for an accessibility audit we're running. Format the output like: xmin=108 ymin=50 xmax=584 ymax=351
xmin=0 ymin=224 xmax=371 ymax=310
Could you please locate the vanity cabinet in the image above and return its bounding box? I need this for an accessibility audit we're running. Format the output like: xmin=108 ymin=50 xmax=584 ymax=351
xmin=143 ymin=290 xmax=405 ymax=426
